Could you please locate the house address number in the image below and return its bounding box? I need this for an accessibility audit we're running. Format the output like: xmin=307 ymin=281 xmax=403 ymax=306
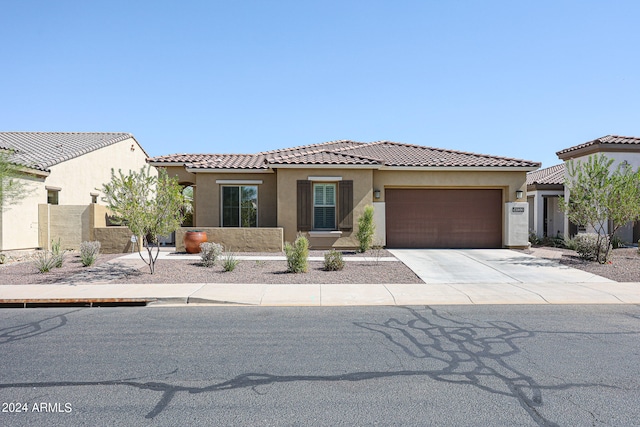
xmin=511 ymin=207 xmax=525 ymax=213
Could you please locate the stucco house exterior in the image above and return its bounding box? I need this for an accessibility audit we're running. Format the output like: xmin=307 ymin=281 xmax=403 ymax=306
xmin=527 ymin=135 xmax=640 ymax=243
xmin=149 ymin=140 xmax=539 ymax=251
xmin=527 ymin=163 xmax=565 ymax=239
xmin=0 ymin=132 xmax=151 ymax=252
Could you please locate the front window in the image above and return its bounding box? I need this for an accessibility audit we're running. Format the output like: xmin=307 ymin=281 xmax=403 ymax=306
xmin=47 ymin=190 xmax=59 ymax=205
xmin=222 ymin=186 xmax=257 ymax=227
xmin=314 ymin=183 xmax=336 ymax=229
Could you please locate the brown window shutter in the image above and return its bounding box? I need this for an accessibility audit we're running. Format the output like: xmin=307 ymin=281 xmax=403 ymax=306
xmin=297 ymin=180 xmax=312 ymax=231
xmin=338 ymin=180 xmax=353 ymax=230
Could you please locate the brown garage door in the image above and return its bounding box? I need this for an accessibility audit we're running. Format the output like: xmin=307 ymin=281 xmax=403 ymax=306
xmin=386 ymin=189 xmax=502 ymax=248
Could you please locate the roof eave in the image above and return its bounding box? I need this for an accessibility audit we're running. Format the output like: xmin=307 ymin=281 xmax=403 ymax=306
xmin=269 ymin=164 xmax=382 ymax=169
xmin=379 ymin=165 xmax=540 ymax=172
xmin=557 ymin=143 xmax=640 ymax=160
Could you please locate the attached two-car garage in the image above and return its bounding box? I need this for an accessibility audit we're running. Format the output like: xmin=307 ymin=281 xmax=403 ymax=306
xmin=385 ymin=188 xmax=503 ymax=248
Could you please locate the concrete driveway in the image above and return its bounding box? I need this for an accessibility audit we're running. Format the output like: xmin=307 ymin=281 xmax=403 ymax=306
xmin=389 ymin=249 xmax=614 ymax=284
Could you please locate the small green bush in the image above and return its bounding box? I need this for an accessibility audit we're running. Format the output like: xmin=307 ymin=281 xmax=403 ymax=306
xmin=356 ymin=205 xmax=375 ymax=253
xmin=34 ymin=250 xmax=57 ymax=273
xmin=222 ymin=252 xmax=240 ymax=272
xmin=324 ymin=249 xmax=345 ymax=271
xmin=574 ymin=233 xmax=611 ymax=262
xmin=564 ymin=236 xmax=578 ymax=251
xmin=611 ymin=235 xmax=625 ymax=249
xmin=200 ymin=242 xmax=223 ymax=267
xmin=51 ymin=238 xmax=65 ymax=268
xmin=284 ymin=234 xmax=309 ymax=273
xmin=80 ymin=241 xmax=101 ymax=267
xmin=0 ymin=253 xmax=6 ymax=264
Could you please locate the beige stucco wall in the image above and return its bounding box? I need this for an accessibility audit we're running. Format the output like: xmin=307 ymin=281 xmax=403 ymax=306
xmin=276 ymin=168 xmax=374 ymax=248
xmin=373 ymin=169 xmax=526 ymax=202
xmin=94 ymin=226 xmax=140 ymax=254
xmin=0 ymin=137 xmax=150 ymax=252
xmin=176 ymin=227 xmax=283 ymax=252
xmin=191 ymin=172 xmax=277 ymax=228
xmin=38 ymin=204 xmax=92 ymax=250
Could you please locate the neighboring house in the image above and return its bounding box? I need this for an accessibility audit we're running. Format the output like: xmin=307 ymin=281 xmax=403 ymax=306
xmin=0 ymin=132 xmax=150 ymax=252
xmin=526 ymin=163 xmax=565 ymax=239
xmin=149 ymin=140 xmax=539 ymax=250
xmin=527 ymin=135 xmax=640 ymax=243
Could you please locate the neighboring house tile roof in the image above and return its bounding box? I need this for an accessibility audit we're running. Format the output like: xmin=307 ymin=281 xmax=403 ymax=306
xmin=149 ymin=140 xmax=540 ymax=170
xmin=527 ymin=163 xmax=565 ymax=186
xmin=0 ymin=132 xmax=139 ymax=172
xmin=556 ymin=135 xmax=640 ymax=157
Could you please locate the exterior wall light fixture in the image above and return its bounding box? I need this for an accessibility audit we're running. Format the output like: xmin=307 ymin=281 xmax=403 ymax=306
xmin=515 ymin=190 xmax=523 ymax=199
xmin=374 ymin=190 xmax=381 ymax=199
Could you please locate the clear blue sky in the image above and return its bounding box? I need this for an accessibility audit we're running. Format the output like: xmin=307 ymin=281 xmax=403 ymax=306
xmin=2 ymin=1 xmax=639 ymax=168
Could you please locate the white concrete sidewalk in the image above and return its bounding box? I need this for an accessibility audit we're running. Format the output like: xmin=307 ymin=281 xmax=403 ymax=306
xmin=1 ymin=281 xmax=638 ymax=307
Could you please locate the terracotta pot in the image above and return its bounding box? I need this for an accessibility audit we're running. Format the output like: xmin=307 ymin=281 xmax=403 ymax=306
xmin=184 ymin=231 xmax=207 ymax=254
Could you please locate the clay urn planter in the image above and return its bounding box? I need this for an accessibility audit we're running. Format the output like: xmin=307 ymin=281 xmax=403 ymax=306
xmin=184 ymin=230 xmax=207 ymax=254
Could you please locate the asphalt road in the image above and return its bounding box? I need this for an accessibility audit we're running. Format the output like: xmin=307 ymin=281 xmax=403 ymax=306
xmin=0 ymin=305 xmax=639 ymax=426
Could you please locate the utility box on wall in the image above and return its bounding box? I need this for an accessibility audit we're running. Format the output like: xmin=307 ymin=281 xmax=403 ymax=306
xmin=504 ymin=202 xmax=529 ymax=247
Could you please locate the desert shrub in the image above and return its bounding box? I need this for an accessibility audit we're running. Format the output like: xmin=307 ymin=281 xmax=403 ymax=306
xmin=528 ymin=231 xmax=541 ymax=246
xmin=574 ymin=233 xmax=611 ymax=262
xmin=34 ymin=250 xmax=57 ymax=273
xmin=356 ymin=205 xmax=375 ymax=253
xmin=200 ymin=242 xmax=223 ymax=267
xmin=564 ymin=237 xmax=578 ymax=251
xmin=284 ymin=234 xmax=309 ymax=273
xmin=611 ymin=235 xmax=625 ymax=249
xmin=51 ymin=238 xmax=65 ymax=268
xmin=324 ymin=249 xmax=345 ymax=271
xmin=0 ymin=253 xmax=6 ymax=264
xmin=80 ymin=241 xmax=101 ymax=267
xmin=222 ymin=252 xmax=239 ymax=272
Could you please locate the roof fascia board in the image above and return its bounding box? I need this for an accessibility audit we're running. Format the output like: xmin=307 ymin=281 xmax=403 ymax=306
xmin=379 ymin=166 xmax=540 ymax=172
xmin=527 ymin=183 xmax=564 ymax=191
xmin=148 ymin=162 xmax=191 ymax=167
xmin=270 ymin=164 xmax=380 ymax=169
xmin=557 ymin=144 xmax=640 ymax=160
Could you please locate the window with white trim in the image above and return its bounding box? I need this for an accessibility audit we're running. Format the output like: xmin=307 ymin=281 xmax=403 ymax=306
xmin=313 ymin=183 xmax=336 ymax=229
xmin=222 ymin=186 xmax=257 ymax=227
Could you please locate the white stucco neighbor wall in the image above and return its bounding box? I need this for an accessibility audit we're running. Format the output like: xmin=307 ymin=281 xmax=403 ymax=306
xmin=562 ymin=152 xmax=640 ymax=239
xmin=527 ymin=189 xmax=564 ymax=238
xmin=44 ymin=137 xmax=152 ymax=205
xmin=0 ymin=175 xmax=45 ymax=251
xmin=0 ymin=137 xmax=151 ymax=251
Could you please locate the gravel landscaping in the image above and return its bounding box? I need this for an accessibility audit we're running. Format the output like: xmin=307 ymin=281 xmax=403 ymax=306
xmin=2 ymin=247 xmax=640 ymax=285
xmin=0 ymin=250 xmax=423 ymax=285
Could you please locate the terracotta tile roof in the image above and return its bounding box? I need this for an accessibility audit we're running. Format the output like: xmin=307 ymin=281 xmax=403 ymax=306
xmin=266 ymin=150 xmax=382 ymax=166
xmin=258 ymin=140 xmax=366 ymax=156
xmin=188 ymin=154 xmax=270 ymax=170
xmin=338 ymin=141 xmax=541 ymax=168
xmin=527 ymin=163 xmax=565 ymax=186
xmin=148 ymin=140 xmax=540 ymax=170
xmin=556 ymin=135 xmax=640 ymax=157
xmin=0 ymin=132 xmax=137 ymax=172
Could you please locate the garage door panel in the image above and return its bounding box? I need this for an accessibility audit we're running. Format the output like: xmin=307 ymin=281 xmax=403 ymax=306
xmin=386 ymin=189 xmax=502 ymax=248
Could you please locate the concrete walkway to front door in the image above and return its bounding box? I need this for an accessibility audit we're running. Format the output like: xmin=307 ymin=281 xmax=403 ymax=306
xmin=388 ymin=249 xmax=613 ymax=284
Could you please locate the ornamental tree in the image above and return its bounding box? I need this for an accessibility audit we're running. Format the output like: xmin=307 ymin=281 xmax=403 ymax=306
xmin=101 ymin=166 xmax=190 ymax=274
xmin=560 ymin=154 xmax=640 ymax=263
xmin=0 ymin=150 xmax=32 ymax=210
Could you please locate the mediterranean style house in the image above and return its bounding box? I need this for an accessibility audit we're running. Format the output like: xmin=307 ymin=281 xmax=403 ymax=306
xmin=0 ymin=132 xmax=150 ymax=252
xmin=527 ymin=135 xmax=640 ymax=243
xmin=149 ymin=140 xmax=540 ymax=251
